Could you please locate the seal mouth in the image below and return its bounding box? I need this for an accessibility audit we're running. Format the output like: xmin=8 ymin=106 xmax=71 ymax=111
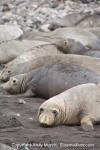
xmin=39 ymin=122 xmax=55 ymax=128
xmin=0 ymin=75 xmax=9 ymax=82
xmin=40 ymin=123 xmax=52 ymax=128
xmin=39 ymin=116 xmax=56 ymax=128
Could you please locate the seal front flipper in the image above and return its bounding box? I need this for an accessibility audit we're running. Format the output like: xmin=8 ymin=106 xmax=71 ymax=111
xmin=80 ymin=115 xmax=94 ymax=131
xmin=25 ymin=80 xmax=37 ymax=97
xmin=24 ymin=89 xmax=35 ymax=97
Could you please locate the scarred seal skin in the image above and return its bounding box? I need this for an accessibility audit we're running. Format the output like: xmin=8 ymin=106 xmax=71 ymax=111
xmin=38 ymin=83 xmax=100 ymax=131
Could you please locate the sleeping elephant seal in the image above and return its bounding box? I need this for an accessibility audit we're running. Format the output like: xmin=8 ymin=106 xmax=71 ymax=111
xmin=52 ymin=27 xmax=100 ymax=50
xmin=5 ymin=37 xmax=90 ymax=67
xmin=19 ymin=27 xmax=100 ymax=50
xmin=48 ymin=12 xmax=90 ymax=30
xmin=50 ymin=13 xmax=100 ymax=30
xmin=56 ymin=38 xmax=100 ymax=57
xmin=0 ymin=39 xmax=50 ymax=64
xmin=1 ymin=63 xmax=100 ymax=98
xmin=56 ymin=38 xmax=89 ymax=54
xmin=1 ymin=54 xmax=100 ymax=82
xmin=38 ymin=83 xmax=100 ymax=131
xmin=6 ymin=44 xmax=62 ymax=67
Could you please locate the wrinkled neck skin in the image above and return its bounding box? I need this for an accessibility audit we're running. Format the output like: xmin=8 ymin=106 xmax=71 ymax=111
xmin=19 ymin=72 xmax=34 ymax=93
xmin=19 ymin=74 xmax=28 ymax=93
xmin=52 ymin=94 xmax=80 ymax=125
xmin=20 ymin=68 xmax=44 ymax=93
xmin=56 ymin=104 xmax=66 ymax=125
xmin=63 ymin=97 xmax=80 ymax=125
xmin=50 ymin=100 xmax=66 ymax=125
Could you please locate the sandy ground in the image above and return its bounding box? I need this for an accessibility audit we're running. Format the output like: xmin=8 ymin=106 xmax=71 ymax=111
xmin=0 ymin=95 xmax=100 ymax=150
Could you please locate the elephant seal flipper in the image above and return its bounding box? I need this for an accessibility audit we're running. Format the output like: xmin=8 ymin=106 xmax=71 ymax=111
xmin=24 ymin=89 xmax=35 ymax=97
xmin=81 ymin=116 xmax=94 ymax=131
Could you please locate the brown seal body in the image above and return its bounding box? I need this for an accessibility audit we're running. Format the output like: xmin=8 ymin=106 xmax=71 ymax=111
xmin=1 ymin=63 xmax=100 ymax=98
xmin=1 ymin=54 xmax=100 ymax=82
xmin=38 ymin=83 xmax=100 ymax=131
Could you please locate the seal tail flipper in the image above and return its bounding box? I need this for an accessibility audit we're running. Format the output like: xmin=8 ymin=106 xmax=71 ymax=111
xmin=80 ymin=115 xmax=94 ymax=131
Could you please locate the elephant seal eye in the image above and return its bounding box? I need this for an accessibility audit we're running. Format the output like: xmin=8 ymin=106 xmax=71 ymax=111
xmin=8 ymin=70 xmax=11 ymax=73
xmin=64 ymin=41 xmax=68 ymax=46
xmin=40 ymin=108 xmax=44 ymax=113
xmin=13 ymin=80 xmax=16 ymax=83
xmin=52 ymin=110 xmax=58 ymax=116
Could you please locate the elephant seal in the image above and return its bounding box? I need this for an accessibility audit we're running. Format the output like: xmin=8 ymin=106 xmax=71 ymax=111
xmin=38 ymin=83 xmax=100 ymax=131
xmin=0 ymin=143 xmax=17 ymax=150
xmin=49 ymin=13 xmax=100 ymax=30
xmin=49 ymin=12 xmax=90 ymax=30
xmin=56 ymin=38 xmax=100 ymax=57
xmin=0 ymin=39 xmax=49 ymax=64
xmin=2 ymin=63 xmax=100 ymax=98
xmin=56 ymin=38 xmax=88 ymax=54
xmin=53 ymin=28 xmax=100 ymax=50
xmin=1 ymin=54 xmax=100 ymax=82
xmin=6 ymin=44 xmax=62 ymax=67
xmin=19 ymin=27 xmax=100 ymax=50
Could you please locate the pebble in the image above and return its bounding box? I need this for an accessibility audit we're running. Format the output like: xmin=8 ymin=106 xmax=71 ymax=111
xmin=2 ymin=3 xmax=10 ymax=12
xmin=29 ymin=118 xmax=33 ymax=120
xmin=0 ymin=24 xmax=23 ymax=42
xmin=0 ymin=0 xmax=100 ymax=32
xmin=15 ymin=113 xmax=21 ymax=117
xmin=18 ymin=99 xmax=26 ymax=104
